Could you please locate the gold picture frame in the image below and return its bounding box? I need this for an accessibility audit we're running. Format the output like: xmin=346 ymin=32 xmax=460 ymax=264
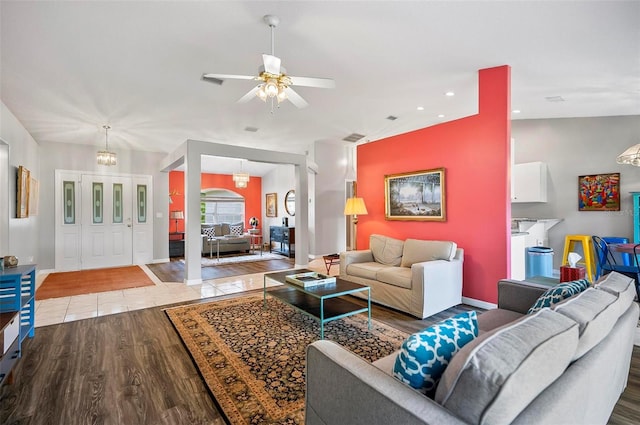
xmin=384 ymin=167 xmax=446 ymax=221
xmin=29 ymin=177 xmax=39 ymax=216
xmin=266 ymin=192 xmax=277 ymax=217
xmin=17 ymin=165 xmax=30 ymax=218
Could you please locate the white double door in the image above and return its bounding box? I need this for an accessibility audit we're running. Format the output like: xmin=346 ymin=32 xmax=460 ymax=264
xmin=55 ymin=171 xmax=153 ymax=271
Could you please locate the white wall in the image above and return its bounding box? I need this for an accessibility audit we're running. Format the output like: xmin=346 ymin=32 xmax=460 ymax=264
xmin=0 ymin=102 xmax=40 ymax=266
xmin=261 ymin=164 xmax=296 ymax=245
xmin=38 ymin=141 xmax=169 ymax=269
xmin=312 ymin=141 xmax=351 ymax=256
xmin=512 ymin=115 xmax=640 ymax=267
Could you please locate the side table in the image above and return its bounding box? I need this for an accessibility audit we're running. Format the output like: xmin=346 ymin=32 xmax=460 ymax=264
xmin=323 ymin=254 xmax=340 ymax=274
xmin=246 ymin=233 xmax=263 ymax=256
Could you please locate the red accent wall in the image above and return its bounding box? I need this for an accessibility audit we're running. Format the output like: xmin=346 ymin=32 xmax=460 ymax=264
xmin=168 ymin=171 xmax=262 ymax=233
xmin=357 ymin=66 xmax=511 ymax=304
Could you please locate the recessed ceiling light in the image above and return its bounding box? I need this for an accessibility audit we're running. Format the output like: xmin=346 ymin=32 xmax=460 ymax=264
xmin=437 ymin=114 xmax=445 ymax=118
xmin=417 ymin=106 xmax=424 ymax=111
xmin=445 ymin=91 xmax=455 ymax=97
xmin=512 ymin=109 xmax=521 ymax=114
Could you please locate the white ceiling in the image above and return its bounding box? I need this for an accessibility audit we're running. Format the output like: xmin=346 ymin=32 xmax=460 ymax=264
xmin=1 ymin=1 xmax=639 ymax=176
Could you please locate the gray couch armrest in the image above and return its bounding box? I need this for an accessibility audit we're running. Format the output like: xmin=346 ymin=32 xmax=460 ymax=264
xmin=306 ymin=340 xmax=468 ymax=425
xmin=497 ymin=279 xmax=549 ymax=314
xmin=339 ymin=250 xmax=374 ymax=275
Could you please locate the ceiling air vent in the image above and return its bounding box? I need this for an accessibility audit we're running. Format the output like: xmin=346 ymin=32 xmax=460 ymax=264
xmin=343 ymin=133 xmax=366 ymax=143
xmin=386 ymin=115 xmax=398 ymax=121
xmin=244 ymin=126 xmax=259 ymax=132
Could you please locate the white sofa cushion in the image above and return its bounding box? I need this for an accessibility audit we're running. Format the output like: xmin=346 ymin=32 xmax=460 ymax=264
xmin=435 ymin=308 xmax=579 ymax=425
xmin=377 ymin=267 xmax=412 ymax=289
xmin=370 ymin=234 xmax=404 ymax=266
xmin=401 ymin=239 xmax=457 ymax=267
xmin=346 ymin=262 xmax=390 ymax=280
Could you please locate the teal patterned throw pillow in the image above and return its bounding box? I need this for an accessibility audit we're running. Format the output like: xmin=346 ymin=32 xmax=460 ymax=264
xmin=393 ymin=311 xmax=478 ymax=393
xmin=527 ymin=279 xmax=590 ymax=314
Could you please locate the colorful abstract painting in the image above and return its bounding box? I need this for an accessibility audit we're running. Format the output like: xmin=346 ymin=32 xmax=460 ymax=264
xmin=578 ymin=173 xmax=620 ymax=211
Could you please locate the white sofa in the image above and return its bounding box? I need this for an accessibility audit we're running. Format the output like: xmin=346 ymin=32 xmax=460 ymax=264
xmin=339 ymin=234 xmax=464 ymax=319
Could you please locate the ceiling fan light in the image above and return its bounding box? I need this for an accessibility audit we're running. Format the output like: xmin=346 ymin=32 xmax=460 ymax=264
xmin=256 ymin=85 xmax=268 ymax=101
xmin=265 ymin=79 xmax=279 ymax=97
xmin=277 ymin=86 xmax=287 ymax=103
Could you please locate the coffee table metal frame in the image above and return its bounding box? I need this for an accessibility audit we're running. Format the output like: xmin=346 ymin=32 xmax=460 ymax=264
xmin=263 ymin=269 xmax=371 ymax=339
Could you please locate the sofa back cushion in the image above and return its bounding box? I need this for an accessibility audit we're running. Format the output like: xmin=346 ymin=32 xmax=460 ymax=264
xmin=370 ymin=234 xmax=404 ymax=266
xmin=553 ymin=288 xmax=622 ymax=360
xmin=435 ymin=309 xmax=579 ymax=425
xmin=400 ymin=239 xmax=457 ymax=267
xmin=595 ymin=271 xmax=636 ymax=309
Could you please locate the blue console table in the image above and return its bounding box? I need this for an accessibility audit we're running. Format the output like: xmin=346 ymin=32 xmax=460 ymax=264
xmin=0 ymin=264 xmax=36 ymax=386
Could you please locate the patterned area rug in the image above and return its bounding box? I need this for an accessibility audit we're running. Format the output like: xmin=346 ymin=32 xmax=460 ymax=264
xmin=165 ymin=295 xmax=408 ymax=424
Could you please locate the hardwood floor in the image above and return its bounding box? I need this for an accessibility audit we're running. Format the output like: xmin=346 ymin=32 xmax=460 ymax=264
xmin=147 ymin=258 xmax=295 ymax=282
xmin=1 ymin=293 xmax=639 ymax=424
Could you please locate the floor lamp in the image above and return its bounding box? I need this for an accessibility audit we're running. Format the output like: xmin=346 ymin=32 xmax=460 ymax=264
xmin=344 ymin=197 xmax=368 ymax=250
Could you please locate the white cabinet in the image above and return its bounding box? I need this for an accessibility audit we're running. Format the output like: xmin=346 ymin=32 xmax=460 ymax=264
xmin=512 ymin=162 xmax=547 ymax=203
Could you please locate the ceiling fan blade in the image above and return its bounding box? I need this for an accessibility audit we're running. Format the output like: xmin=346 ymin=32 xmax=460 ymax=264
xmin=238 ymin=86 xmax=261 ymax=103
xmin=262 ymin=54 xmax=281 ymax=75
xmin=288 ymin=76 xmax=336 ymax=89
xmin=202 ymin=73 xmax=256 ymax=82
xmin=284 ymin=87 xmax=309 ymax=109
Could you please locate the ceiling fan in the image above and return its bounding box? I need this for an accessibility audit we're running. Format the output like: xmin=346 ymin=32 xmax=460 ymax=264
xmin=202 ymin=15 xmax=335 ymax=109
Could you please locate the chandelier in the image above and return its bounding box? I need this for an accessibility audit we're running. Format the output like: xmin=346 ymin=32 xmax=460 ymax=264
xmin=616 ymin=144 xmax=640 ymax=166
xmin=96 ymin=125 xmax=117 ymax=166
xmin=233 ymin=160 xmax=250 ymax=188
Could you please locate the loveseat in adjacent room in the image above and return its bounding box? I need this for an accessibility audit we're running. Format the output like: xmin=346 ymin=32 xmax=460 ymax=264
xmin=201 ymin=222 xmax=250 ymax=255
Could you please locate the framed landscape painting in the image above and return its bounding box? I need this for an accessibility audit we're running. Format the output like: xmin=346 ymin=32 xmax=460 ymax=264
xmin=385 ymin=167 xmax=446 ymax=221
xmin=578 ymin=172 xmax=620 ymax=211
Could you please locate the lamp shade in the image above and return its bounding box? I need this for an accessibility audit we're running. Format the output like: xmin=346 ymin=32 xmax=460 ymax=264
xmin=616 ymin=144 xmax=640 ymax=166
xmin=344 ymin=197 xmax=368 ymax=216
xmin=170 ymin=211 xmax=184 ymax=220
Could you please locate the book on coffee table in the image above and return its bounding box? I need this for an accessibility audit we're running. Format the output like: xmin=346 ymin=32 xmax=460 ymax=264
xmin=285 ymin=272 xmax=336 ymax=287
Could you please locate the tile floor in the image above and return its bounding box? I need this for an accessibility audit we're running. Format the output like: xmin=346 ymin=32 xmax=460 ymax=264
xmin=34 ymin=258 xmax=334 ymax=327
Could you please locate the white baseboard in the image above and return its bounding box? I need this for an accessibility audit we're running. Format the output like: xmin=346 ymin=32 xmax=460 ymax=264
xmin=151 ymin=257 xmax=170 ymax=264
xmin=184 ymin=278 xmax=202 ymax=286
xmin=462 ymin=297 xmax=497 ymax=311
xmin=37 ymin=268 xmax=55 ymax=275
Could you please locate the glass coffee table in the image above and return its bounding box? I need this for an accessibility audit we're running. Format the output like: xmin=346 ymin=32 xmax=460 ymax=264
xmin=263 ymin=269 xmax=371 ymax=339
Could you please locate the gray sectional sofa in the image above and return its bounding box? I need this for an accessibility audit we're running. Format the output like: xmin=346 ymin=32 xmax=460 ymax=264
xmin=201 ymin=223 xmax=250 ymax=255
xmin=340 ymin=234 xmax=463 ymax=319
xmin=306 ymin=272 xmax=639 ymax=425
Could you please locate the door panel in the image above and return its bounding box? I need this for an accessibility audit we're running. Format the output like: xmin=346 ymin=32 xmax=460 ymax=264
xmin=81 ymin=174 xmax=133 ymax=269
